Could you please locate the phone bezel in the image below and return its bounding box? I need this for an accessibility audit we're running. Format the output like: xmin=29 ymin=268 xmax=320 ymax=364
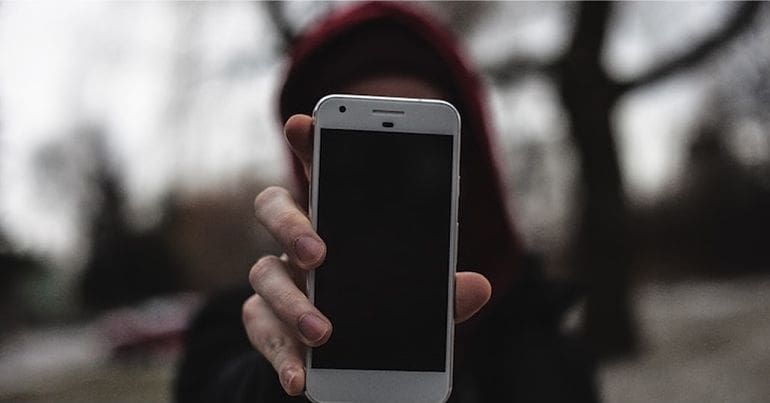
xmin=306 ymin=94 xmax=461 ymax=403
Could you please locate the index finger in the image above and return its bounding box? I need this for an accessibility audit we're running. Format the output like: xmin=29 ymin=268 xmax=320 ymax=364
xmin=284 ymin=114 xmax=313 ymax=177
xmin=254 ymin=186 xmax=326 ymax=270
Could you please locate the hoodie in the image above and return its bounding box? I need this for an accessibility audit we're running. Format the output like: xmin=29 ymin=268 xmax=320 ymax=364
xmin=176 ymin=4 xmax=597 ymax=403
xmin=279 ymin=2 xmax=522 ymax=312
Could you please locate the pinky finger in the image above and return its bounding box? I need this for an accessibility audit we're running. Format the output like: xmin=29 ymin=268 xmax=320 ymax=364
xmin=242 ymin=294 xmax=306 ymax=396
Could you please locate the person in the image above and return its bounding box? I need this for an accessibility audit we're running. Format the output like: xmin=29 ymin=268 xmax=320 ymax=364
xmin=176 ymin=3 xmax=597 ymax=402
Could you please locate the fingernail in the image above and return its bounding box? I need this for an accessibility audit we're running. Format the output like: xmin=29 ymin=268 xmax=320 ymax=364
xmin=298 ymin=313 xmax=329 ymax=343
xmin=295 ymin=236 xmax=324 ymax=265
xmin=281 ymin=367 xmax=298 ymax=394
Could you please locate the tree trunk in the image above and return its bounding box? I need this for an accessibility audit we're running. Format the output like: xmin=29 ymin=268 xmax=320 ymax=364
xmin=560 ymin=2 xmax=637 ymax=358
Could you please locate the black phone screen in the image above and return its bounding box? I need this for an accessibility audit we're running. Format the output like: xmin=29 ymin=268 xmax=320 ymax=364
xmin=312 ymin=128 xmax=454 ymax=372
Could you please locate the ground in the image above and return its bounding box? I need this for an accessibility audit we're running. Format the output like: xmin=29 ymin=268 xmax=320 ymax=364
xmin=2 ymin=274 xmax=769 ymax=402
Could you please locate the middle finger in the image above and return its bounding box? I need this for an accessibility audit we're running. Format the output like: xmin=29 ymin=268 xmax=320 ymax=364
xmin=249 ymin=255 xmax=332 ymax=346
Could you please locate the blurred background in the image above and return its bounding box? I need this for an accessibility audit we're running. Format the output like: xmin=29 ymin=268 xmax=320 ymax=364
xmin=1 ymin=2 xmax=769 ymax=402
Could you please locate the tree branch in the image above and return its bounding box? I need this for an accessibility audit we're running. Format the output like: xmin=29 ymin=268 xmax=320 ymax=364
xmin=261 ymin=1 xmax=295 ymax=52
xmin=484 ymin=56 xmax=560 ymax=83
xmin=617 ymin=1 xmax=762 ymax=93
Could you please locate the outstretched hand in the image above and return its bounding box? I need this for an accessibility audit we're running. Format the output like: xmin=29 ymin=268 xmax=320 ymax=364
xmin=242 ymin=114 xmax=492 ymax=396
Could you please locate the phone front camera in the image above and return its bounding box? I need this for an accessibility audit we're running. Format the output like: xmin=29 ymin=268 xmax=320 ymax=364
xmin=339 ymin=106 xmax=346 ymax=113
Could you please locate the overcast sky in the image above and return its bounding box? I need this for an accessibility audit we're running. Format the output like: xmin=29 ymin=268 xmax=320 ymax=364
xmin=0 ymin=1 xmax=757 ymax=267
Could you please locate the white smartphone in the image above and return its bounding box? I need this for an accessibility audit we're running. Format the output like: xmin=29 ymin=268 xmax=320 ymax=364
xmin=306 ymin=94 xmax=461 ymax=403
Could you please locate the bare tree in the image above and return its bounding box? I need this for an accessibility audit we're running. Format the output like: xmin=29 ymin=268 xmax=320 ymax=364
xmin=259 ymin=0 xmax=763 ymax=357
xmin=488 ymin=2 xmax=761 ymax=357
xmin=566 ymin=1 xmax=760 ymax=357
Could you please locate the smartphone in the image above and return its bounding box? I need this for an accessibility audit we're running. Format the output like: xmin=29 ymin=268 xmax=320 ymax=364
xmin=306 ymin=94 xmax=461 ymax=403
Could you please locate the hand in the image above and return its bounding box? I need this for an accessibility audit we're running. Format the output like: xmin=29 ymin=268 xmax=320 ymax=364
xmin=243 ymin=114 xmax=492 ymax=396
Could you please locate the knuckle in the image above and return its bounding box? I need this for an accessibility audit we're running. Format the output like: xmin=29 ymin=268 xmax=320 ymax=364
xmin=273 ymin=208 xmax=305 ymax=232
xmin=266 ymin=335 xmax=287 ymax=352
xmin=254 ymin=186 xmax=288 ymax=212
xmin=249 ymin=255 xmax=281 ymax=289
xmin=262 ymin=334 xmax=288 ymax=356
xmin=273 ymin=288 xmax=305 ymax=316
xmin=241 ymin=295 xmax=259 ymax=325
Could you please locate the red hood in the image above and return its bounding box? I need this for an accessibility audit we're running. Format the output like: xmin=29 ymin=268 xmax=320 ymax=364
xmin=278 ymin=2 xmax=522 ymax=308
